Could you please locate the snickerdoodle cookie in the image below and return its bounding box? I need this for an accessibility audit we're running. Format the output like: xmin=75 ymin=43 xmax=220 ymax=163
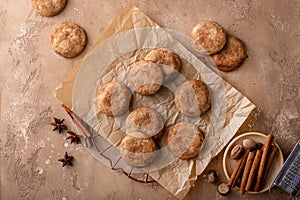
xmin=30 ymin=0 xmax=67 ymax=17
xmin=211 ymin=34 xmax=246 ymax=72
xmin=96 ymin=81 xmax=131 ymax=116
xmin=175 ymin=80 xmax=211 ymax=117
xmin=119 ymin=135 xmax=157 ymax=167
xmin=50 ymin=22 xmax=87 ymax=58
xmin=167 ymin=122 xmax=204 ymax=160
xmin=126 ymin=107 xmax=164 ymax=140
xmin=190 ymin=21 xmax=226 ymax=55
xmin=129 ymin=60 xmax=163 ymax=95
xmin=144 ymin=48 xmax=182 ymax=82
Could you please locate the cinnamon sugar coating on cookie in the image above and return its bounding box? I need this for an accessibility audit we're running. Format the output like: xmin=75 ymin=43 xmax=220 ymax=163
xmin=96 ymin=81 xmax=131 ymax=116
xmin=119 ymin=135 xmax=157 ymax=167
xmin=175 ymin=80 xmax=211 ymax=117
xmin=145 ymin=48 xmax=182 ymax=82
xmin=126 ymin=107 xmax=164 ymax=140
xmin=191 ymin=21 xmax=226 ymax=55
xmin=211 ymin=34 xmax=246 ymax=72
xmin=167 ymin=122 xmax=204 ymax=160
xmin=30 ymin=0 xmax=67 ymax=17
xmin=129 ymin=60 xmax=163 ymax=95
xmin=50 ymin=22 xmax=87 ymax=58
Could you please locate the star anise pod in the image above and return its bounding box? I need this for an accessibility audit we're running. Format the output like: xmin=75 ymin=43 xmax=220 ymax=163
xmin=66 ymin=131 xmax=81 ymax=144
xmin=50 ymin=117 xmax=67 ymax=134
xmin=58 ymin=152 xmax=73 ymax=167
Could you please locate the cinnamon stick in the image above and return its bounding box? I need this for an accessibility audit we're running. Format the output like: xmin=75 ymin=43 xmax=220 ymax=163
xmin=254 ymin=134 xmax=274 ymax=191
xmin=245 ymin=149 xmax=262 ymax=191
xmin=62 ymin=104 xmax=91 ymax=138
xmin=262 ymin=145 xmax=278 ymax=186
xmin=239 ymin=151 xmax=256 ymax=194
xmin=228 ymin=150 xmax=249 ymax=187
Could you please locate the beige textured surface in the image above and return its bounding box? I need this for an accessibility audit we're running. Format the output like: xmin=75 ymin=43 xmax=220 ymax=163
xmin=0 ymin=1 xmax=299 ymax=200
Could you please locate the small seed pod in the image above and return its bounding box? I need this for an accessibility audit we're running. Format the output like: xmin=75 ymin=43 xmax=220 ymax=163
xmin=218 ymin=183 xmax=230 ymax=196
xmin=242 ymin=139 xmax=257 ymax=151
xmin=256 ymin=142 xmax=264 ymax=150
xmin=205 ymin=170 xmax=218 ymax=183
xmin=230 ymin=144 xmax=244 ymax=159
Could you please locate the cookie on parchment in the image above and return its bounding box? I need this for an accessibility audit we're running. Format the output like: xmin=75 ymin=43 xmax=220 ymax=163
xmin=175 ymin=80 xmax=211 ymax=117
xmin=50 ymin=22 xmax=87 ymax=58
xmin=211 ymin=34 xmax=246 ymax=72
xmin=129 ymin=60 xmax=163 ymax=95
xmin=167 ymin=122 xmax=204 ymax=160
xmin=119 ymin=135 xmax=157 ymax=167
xmin=126 ymin=107 xmax=164 ymax=141
xmin=30 ymin=0 xmax=67 ymax=17
xmin=190 ymin=21 xmax=226 ymax=55
xmin=96 ymin=81 xmax=131 ymax=116
xmin=144 ymin=48 xmax=182 ymax=82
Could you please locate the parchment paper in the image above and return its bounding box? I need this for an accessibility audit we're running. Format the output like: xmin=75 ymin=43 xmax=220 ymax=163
xmin=54 ymin=3 xmax=255 ymax=199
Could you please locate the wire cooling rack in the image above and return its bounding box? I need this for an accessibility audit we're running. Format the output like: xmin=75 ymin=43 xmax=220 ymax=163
xmin=62 ymin=104 xmax=155 ymax=183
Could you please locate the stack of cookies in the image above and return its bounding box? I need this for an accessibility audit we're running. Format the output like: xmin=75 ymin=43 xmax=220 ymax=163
xmin=96 ymin=48 xmax=210 ymax=167
xmin=190 ymin=21 xmax=247 ymax=72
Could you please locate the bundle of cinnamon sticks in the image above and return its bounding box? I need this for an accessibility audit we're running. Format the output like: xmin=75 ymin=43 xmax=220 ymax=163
xmin=227 ymin=134 xmax=278 ymax=194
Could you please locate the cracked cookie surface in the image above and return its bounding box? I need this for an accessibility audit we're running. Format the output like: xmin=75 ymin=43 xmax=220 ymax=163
xmin=50 ymin=22 xmax=87 ymax=58
xmin=30 ymin=0 xmax=67 ymax=17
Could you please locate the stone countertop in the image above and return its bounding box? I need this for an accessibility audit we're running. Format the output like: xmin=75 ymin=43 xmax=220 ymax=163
xmin=0 ymin=0 xmax=299 ymax=199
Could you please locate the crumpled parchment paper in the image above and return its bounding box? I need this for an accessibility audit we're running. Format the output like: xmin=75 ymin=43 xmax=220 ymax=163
xmin=55 ymin=3 xmax=255 ymax=199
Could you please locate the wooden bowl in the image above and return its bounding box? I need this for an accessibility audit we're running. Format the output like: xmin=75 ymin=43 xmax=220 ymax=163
xmin=223 ymin=132 xmax=284 ymax=194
